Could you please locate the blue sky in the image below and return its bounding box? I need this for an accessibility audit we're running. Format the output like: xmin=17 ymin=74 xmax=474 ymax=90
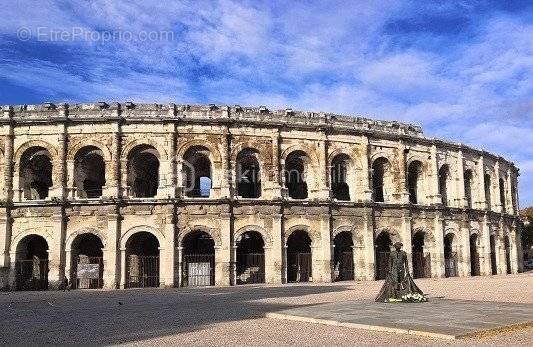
xmin=0 ymin=0 xmax=532 ymax=206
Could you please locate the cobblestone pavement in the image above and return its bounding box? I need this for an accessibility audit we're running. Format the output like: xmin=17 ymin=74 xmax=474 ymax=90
xmin=0 ymin=273 xmax=531 ymax=346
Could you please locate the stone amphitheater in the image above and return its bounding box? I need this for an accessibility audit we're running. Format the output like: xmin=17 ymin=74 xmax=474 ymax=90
xmin=0 ymin=102 xmax=523 ymax=290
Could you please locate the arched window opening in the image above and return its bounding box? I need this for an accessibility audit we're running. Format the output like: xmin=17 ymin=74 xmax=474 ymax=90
xmin=125 ymin=232 xmax=160 ymax=288
xmin=484 ymin=174 xmax=492 ymax=210
xmin=236 ymin=231 xmax=265 ymax=284
xmin=20 ymin=147 xmax=53 ymax=200
xmin=464 ymin=170 xmax=473 ymax=208
xmin=127 ymin=145 xmax=159 ymax=198
xmin=183 ymin=146 xmax=212 ymax=198
xmin=286 ymin=230 xmax=312 ymax=282
xmin=374 ymin=231 xmax=392 ymax=280
xmin=285 ymin=151 xmax=309 ymax=199
xmin=444 ymin=234 xmax=457 ymax=277
xmin=236 ymin=149 xmax=261 ymax=198
xmin=15 ymin=235 xmax=49 ymax=290
xmin=490 ymin=235 xmax=497 ymax=275
xmin=372 ymin=158 xmax=390 ymax=203
xmin=331 ymin=154 xmax=350 ymax=201
xmin=438 ymin=164 xmax=450 ymax=206
xmin=499 ymin=178 xmax=506 ymax=212
xmin=333 ymin=231 xmax=354 ymax=281
xmin=71 ymin=233 xmax=104 ymax=289
xmin=412 ymin=231 xmax=431 ymax=278
xmin=407 ymin=161 xmax=423 ymax=204
xmin=182 ymin=231 xmax=215 ymax=286
xmin=470 ymin=234 xmax=480 ymax=276
xmin=74 ymin=146 xmax=105 ymax=198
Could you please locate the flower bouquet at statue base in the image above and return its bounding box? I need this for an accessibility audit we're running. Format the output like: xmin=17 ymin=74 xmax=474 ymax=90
xmin=385 ymin=293 xmax=428 ymax=303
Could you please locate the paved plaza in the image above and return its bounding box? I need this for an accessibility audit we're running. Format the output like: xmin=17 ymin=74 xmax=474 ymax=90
xmin=0 ymin=274 xmax=532 ymax=346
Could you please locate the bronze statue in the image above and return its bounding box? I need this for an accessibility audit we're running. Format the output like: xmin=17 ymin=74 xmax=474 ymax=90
xmin=375 ymin=242 xmax=426 ymax=302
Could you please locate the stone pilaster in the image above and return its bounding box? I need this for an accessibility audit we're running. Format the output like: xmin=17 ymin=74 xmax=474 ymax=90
xmin=456 ymin=149 xmax=467 ymax=208
xmin=429 ymin=144 xmax=441 ymax=205
xmin=363 ymin=207 xmax=375 ymax=280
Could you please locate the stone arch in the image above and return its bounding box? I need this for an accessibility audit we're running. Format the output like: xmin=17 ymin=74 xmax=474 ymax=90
xmin=14 ymin=140 xmax=59 ymax=164
xmin=281 ymin=144 xmax=319 ymax=164
xmin=328 ymin=149 xmax=363 ymax=170
xmin=333 ymin=225 xmax=363 ymax=246
xmin=121 ymin=138 xmax=168 ymax=161
xmin=120 ymin=225 xmax=166 ymax=250
xmin=285 ymin=225 xmax=319 ymax=246
xmin=374 ymin=227 xmax=401 ymax=244
xmin=10 ymin=230 xmax=53 ymax=254
xmin=179 ymin=225 xmax=222 ymax=247
xmin=406 ymin=153 xmax=428 ymax=168
xmin=234 ymin=225 xmax=272 ymax=247
xmin=230 ymin=144 xmax=268 ymax=166
xmin=412 ymin=227 xmax=436 ymax=246
xmin=68 ymin=140 xmax=112 ymax=161
xmin=66 ymin=228 xmax=108 ymax=251
xmin=177 ymin=139 xmax=222 ymax=164
xmin=370 ymin=152 xmax=393 ymax=165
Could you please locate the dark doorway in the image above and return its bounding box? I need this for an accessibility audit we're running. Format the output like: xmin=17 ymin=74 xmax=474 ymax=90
xmin=71 ymin=233 xmax=104 ymax=289
xmin=15 ymin=235 xmax=49 ymax=291
xmin=236 ymin=149 xmax=261 ymax=198
xmin=126 ymin=232 xmax=159 ymax=288
xmin=182 ymin=231 xmax=215 ymax=286
xmin=20 ymin=147 xmax=53 ymax=200
xmin=331 ymin=154 xmax=350 ymax=201
xmin=490 ymin=234 xmax=497 ymax=275
xmin=236 ymin=231 xmax=265 ymax=284
xmin=333 ymin=231 xmax=354 ymax=281
xmin=372 ymin=158 xmax=389 ymax=202
xmin=439 ymin=165 xmax=450 ymax=206
xmin=127 ymin=145 xmax=160 ymax=198
xmin=470 ymin=234 xmax=480 ymax=276
xmin=407 ymin=161 xmax=423 ymax=204
xmin=183 ymin=146 xmax=212 ymax=198
xmin=444 ymin=233 xmax=457 ymax=277
xmin=286 ymin=230 xmax=312 ymax=282
xmin=285 ymin=151 xmax=309 ymax=199
xmin=375 ymin=231 xmax=392 ymax=280
xmin=464 ymin=170 xmax=473 ymax=208
xmin=412 ymin=231 xmax=431 ymax=278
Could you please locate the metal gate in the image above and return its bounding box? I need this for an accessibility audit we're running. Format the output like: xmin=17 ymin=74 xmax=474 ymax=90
xmin=183 ymin=254 xmax=215 ymax=286
xmin=335 ymin=251 xmax=354 ymax=281
xmin=15 ymin=259 xmax=48 ymax=291
xmin=445 ymin=252 xmax=458 ymax=277
xmin=287 ymin=252 xmax=312 ymax=282
xmin=471 ymin=251 xmax=480 ymax=276
xmin=72 ymin=256 xmax=103 ymax=289
xmin=375 ymin=251 xmax=389 ymax=280
xmin=237 ymin=253 xmax=265 ymax=284
xmin=412 ymin=252 xmax=431 ymax=278
xmin=126 ymin=255 xmax=159 ymax=288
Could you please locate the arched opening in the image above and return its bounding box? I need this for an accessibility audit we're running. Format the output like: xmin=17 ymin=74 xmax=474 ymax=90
xmin=407 ymin=161 xmax=423 ymax=204
xmin=490 ymin=234 xmax=497 ymax=275
xmin=19 ymin=147 xmax=53 ymax=200
xmin=484 ymin=173 xmax=492 ymax=210
xmin=236 ymin=230 xmax=265 ymax=284
xmin=444 ymin=233 xmax=457 ymax=277
xmin=15 ymin=235 xmax=49 ymax=290
xmin=464 ymin=170 xmax=474 ymax=208
xmin=183 ymin=146 xmax=212 ymax=198
xmin=74 ymin=146 xmax=106 ymax=198
xmin=412 ymin=231 xmax=431 ymax=278
xmin=372 ymin=157 xmax=390 ymax=203
xmin=285 ymin=151 xmax=309 ymax=199
xmin=333 ymin=231 xmax=354 ymax=281
xmin=499 ymin=178 xmax=506 ymax=212
xmin=182 ymin=231 xmax=215 ymax=286
xmin=70 ymin=233 xmax=104 ymax=289
xmin=127 ymin=145 xmax=159 ymax=198
xmin=470 ymin=233 xmax=480 ymax=276
xmin=374 ymin=231 xmax=392 ymax=280
xmin=125 ymin=232 xmax=160 ymax=288
xmin=236 ymin=149 xmax=261 ymax=198
xmin=286 ymin=230 xmax=312 ymax=282
xmin=438 ymin=164 xmax=450 ymax=206
xmin=504 ymin=235 xmax=511 ymax=274
xmin=331 ymin=154 xmax=350 ymax=201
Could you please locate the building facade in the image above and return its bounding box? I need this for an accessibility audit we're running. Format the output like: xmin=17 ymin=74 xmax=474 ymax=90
xmin=0 ymin=102 xmax=523 ymax=290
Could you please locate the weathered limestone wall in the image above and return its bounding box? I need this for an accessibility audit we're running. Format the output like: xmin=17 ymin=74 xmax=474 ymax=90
xmin=0 ymin=102 xmax=523 ymax=290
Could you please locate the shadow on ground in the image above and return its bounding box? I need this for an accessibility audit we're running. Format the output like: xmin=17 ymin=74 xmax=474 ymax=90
xmin=0 ymin=284 xmax=352 ymax=345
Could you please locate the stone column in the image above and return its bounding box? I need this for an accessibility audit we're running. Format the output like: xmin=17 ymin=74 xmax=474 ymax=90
xmin=161 ymin=219 xmax=175 ymax=287
xmin=494 ymin=161 xmax=502 ymax=213
xmin=401 ymin=212 xmax=413 ymax=274
xmin=460 ymin=215 xmax=471 ymax=277
xmin=360 ymin=137 xmax=372 ymax=201
xmin=47 ymin=213 xmax=66 ymax=289
xmin=219 ymin=129 xmax=231 ymax=198
xmin=269 ymin=131 xmax=282 ymax=199
xmin=215 ymin=212 xmax=231 ymax=286
xmin=315 ymin=214 xmax=331 ymax=282
xmin=49 ymin=114 xmax=68 ymax=199
xmin=103 ymin=122 xmax=121 ymax=198
xmin=66 ymin=160 xmax=75 ymax=199
xmin=269 ymin=213 xmax=283 ymax=284
xmin=119 ymin=247 xmax=126 ymax=288
xmin=476 ymin=155 xmax=487 ymax=210
xmin=480 ymin=214 xmax=491 ymax=276
xmin=176 ymin=246 xmax=183 ymax=287
xmin=397 ymin=141 xmax=410 ymax=203
xmin=1 ymin=107 xmax=13 ymax=270
xmin=456 ymin=149 xmax=467 ymax=208
xmin=353 ymin=245 xmax=365 ymax=281
xmin=429 ymin=144 xmax=440 ymax=205
xmin=433 ymin=213 xmax=445 ymax=278
xmin=317 ymin=135 xmax=330 ymax=199
xmin=363 ymin=207 xmax=375 ymax=280
xmin=505 ymin=169 xmax=513 ymax=215
xmin=105 ymin=213 xmax=120 ymax=289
